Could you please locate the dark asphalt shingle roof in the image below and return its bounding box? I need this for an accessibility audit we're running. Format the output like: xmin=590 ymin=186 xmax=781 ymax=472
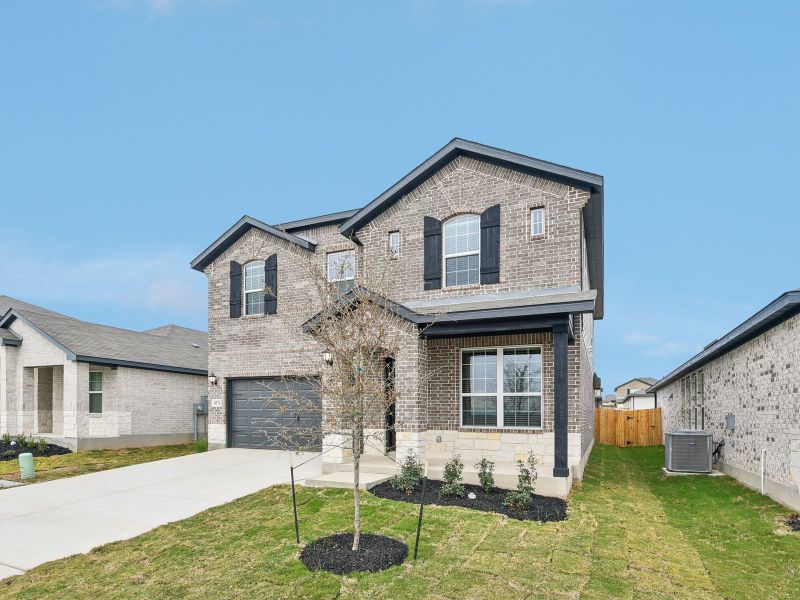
xmin=0 ymin=295 xmax=207 ymax=374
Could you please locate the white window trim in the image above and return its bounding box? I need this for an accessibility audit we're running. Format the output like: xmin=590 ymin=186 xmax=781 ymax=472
xmin=327 ymin=249 xmax=356 ymax=282
xmin=89 ymin=371 xmax=103 ymax=414
xmin=243 ymin=260 xmax=266 ymax=315
xmin=459 ymin=345 xmax=543 ymax=430
xmin=388 ymin=231 xmax=400 ymax=258
xmin=443 ymin=214 xmax=481 ymax=288
xmin=530 ymin=207 xmax=545 ymax=237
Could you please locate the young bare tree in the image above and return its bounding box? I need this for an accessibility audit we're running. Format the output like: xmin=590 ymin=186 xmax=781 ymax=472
xmin=254 ymin=248 xmax=438 ymax=551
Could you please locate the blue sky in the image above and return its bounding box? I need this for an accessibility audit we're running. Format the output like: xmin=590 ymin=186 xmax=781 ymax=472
xmin=1 ymin=1 xmax=798 ymax=392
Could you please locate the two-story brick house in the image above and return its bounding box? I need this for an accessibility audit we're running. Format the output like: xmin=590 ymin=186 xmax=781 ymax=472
xmin=191 ymin=139 xmax=604 ymax=496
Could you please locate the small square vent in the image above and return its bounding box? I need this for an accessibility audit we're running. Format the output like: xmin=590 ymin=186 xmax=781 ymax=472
xmin=725 ymin=414 xmax=735 ymax=432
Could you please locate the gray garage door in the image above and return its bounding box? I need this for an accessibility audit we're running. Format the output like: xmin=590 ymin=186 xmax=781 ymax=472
xmin=229 ymin=378 xmax=321 ymax=451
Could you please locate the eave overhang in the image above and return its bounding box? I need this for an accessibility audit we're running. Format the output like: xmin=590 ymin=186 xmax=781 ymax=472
xmin=649 ymin=290 xmax=800 ymax=392
xmin=190 ymin=215 xmax=317 ymax=272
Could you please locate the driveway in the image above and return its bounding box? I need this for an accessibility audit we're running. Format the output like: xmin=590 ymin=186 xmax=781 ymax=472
xmin=0 ymin=448 xmax=320 ymax=580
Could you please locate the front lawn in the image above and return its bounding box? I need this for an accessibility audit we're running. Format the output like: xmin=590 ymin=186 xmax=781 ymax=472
xmin=0 ymin=444 xmax=197 ymax=485
xmin=3 ymin=445 xmax=799 ymax=599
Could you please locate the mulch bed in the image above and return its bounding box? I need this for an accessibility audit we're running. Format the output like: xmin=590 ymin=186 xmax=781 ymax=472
xmin=787 ymin=514 xmax=800 ymax=532
xmin=300 ymin=533 xmax=407 ymax=574
xmin=370 ymin=478 xmax=568 ymax=522
xmin=0 ymin=440 xmax=72 ymax=461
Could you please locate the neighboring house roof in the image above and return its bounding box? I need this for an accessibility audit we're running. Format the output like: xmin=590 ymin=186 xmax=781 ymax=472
xmin=0 ymin=295 xmax=208 ymax=375
xmin=615 ymin=377 xmax=658 ymax=391
xmin=649 ymin=290 xmax=800 ymax=392
xmin=189 ymin=139 xmax=605 ymax=316
xmin=593 ymin=373 xmax=602 ymax=390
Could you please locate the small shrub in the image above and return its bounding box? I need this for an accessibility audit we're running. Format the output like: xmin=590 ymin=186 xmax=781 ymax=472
xmin=391 ymin=450 xmax=423 ymax=495
xmin=25 ymin=435 xmax=36 ymax=448
xmin=1 ymin=450 xmax=15 ymax=459
xmin=475 ymin=458 xmax=495 ymax=493
xmin=1 ymin=433 xmax=10 ymax=445
xmin=438 ymin=455 xmax=465 ymax=498
xmin=503 ymin=453 xmax=539 ymax=509
xmin=37 ymin=438 xmax=48 ymax=453
xmin=194 ymin=438 xmax=208 ymax=453
xmin=14 ymin=434 xmax=26 ymax=447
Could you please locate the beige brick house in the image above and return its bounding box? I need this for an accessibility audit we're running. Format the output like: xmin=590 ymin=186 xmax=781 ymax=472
xmin=0 ymin=296 xmax=208 ymax=450
xmin=191 ymin=138 xmax=604 ymax=497
xmin=650 ymin=290 xmax=800 ymax=510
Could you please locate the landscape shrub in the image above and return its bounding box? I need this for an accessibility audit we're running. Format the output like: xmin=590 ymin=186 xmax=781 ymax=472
xmin=14 ymin=434 xmax=26 ymax=447
xmin=438 ymin=455 xmax=465 ymax=498
xmin=391 ymin=450 xmax=423 ymax=495
xmin=1 ymin=433 xmax=10 ymax=445
xmin=1 ymin=450 xmax=15 ymax=459
xmin=475 ymin=458 xmax=495 ymax=493
xmin=37 ymin=438 xmax=48 ymax=453
xmin=503 ymin=453 xmax=538 ymax=509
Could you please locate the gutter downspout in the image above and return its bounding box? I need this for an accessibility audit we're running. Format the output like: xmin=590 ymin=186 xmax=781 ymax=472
xmin=760 ymin=448 xmax=767 ymax=495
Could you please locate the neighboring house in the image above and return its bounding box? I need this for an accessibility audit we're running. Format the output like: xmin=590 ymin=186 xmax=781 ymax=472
xmin=593 ymin=373 xmax=603 ymax=407
xmin=613 ymin=377 xmax=657 ymax=410
xmin=650 ymin=290 xmax=800 ymax=510
xmin=0 ymin=296 xmax=208 ymax=450
xmin=191 ymin=138 xmax=604 ymax=497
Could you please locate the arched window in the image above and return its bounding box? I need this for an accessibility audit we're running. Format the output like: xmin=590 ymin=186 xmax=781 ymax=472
xmin=443 ymin=214 xmax=480 ymax=287
xmin=244 ymin=260 xmax=265 ymax=315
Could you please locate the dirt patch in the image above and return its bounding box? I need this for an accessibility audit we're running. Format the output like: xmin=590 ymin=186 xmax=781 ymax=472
xmin=0 ymin=440 xmax=72 ymax=461
xmin=370 ymin=478 xmax=567 ymax=522
xmin=787 ymin=513 xmax=800 ymax=532
xmin=299 ymin=533 xmax=407 ymax=574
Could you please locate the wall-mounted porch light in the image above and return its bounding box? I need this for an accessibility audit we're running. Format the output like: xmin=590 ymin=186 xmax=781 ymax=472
xmin=322 ymin=349 xmax=333 ymax=365
xmin=208 ymin=374 xmax=218 ymax=386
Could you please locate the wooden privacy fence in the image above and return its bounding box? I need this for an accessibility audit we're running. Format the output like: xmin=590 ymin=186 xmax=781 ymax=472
xmin=595 ymin=407 xmax=663 ymax=447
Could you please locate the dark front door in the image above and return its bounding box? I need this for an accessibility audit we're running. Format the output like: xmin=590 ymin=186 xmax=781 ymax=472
xmin=228 ymin=378 xmax=321 ymax=451
xmin=385 ymin=358 xmax=396 ymax=452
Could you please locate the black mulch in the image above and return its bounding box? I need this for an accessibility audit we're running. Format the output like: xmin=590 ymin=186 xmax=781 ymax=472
xmin=370 ymin=478 xmax=568 ymax=522
xmin=0 ymin=440 xmax=72 ymax=462
xmin=300 ymin=533 xmax=407 ymax=574
xmin=787 ymin=513 xmax=800 ymax=532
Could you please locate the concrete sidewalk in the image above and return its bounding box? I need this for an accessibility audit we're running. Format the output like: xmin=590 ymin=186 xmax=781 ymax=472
xmin=0 ymin=448 xmax=320 ymax=580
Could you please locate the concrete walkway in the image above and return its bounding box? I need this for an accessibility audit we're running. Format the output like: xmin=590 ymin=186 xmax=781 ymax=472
xmin=0 ymin=448 xmax=320 ymax=580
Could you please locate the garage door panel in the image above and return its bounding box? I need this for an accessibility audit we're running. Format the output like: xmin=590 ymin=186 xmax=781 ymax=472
xmin=230 ymin=377 xmax=321 ymax=450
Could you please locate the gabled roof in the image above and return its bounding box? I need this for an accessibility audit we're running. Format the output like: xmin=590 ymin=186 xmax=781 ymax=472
xmin=338 ymin=138 xmax=605 ymax=317
xmin=190 ymin=215 xmax=316 ymax=272
xmin=0 ymin=296 xmax=207 ymax=375
xmin=615 ymin=377 xmax=658 ymax=390
xmin=189 ymin=138 xmax=605 ymax=316
xmin=649 ymin=290 xmax=800 ymax=392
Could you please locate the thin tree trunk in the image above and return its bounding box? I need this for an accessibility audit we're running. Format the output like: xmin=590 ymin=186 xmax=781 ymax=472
xmin=352 ymin=427 xmax=361 ymax=551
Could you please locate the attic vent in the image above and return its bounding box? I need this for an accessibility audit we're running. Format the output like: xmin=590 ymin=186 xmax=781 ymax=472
xmin=665 ymin=430 xmax=713 ymax=473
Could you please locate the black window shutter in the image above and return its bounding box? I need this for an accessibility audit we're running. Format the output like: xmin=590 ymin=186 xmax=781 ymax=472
xmin=264 ymin=254 xmax=277 ymax=315
xmin=423 ymin=216 xmax=442 ymax=290
xmin=480 ymin=204 xmax=500 ymax=285
xmin=229 ymin=261 xmax=242 ymax=318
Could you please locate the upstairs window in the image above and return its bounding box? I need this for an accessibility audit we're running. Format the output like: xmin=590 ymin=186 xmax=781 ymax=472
xmin=89 ymin=371 xmax=103 ymax=414
xmin=443 ymin=214 xmax=480 ymax=286
xmin=388 ymin=231 xmax=400 ymax=258
xmin=327 ymin=249 xmax=356 ymax=282
xmin=244 ymin=261 xmax=265 ymax=315
xmin=531 ymin=207 xmax=545 ymax=237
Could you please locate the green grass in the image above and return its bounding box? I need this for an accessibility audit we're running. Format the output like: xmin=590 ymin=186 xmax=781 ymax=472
xmin=0 ymin=444 xmax=197 ymax=484
xmin=3 ymin=445 xmax=799 ymax=599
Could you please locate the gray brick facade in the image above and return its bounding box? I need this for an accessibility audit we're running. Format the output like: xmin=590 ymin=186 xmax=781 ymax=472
xmin=658 ymin=310 xmax=800 ymax=510
xmin=201 ymin=148 xmax=600 ymax=492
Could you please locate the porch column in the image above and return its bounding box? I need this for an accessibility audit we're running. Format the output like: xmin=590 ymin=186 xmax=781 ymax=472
xmin=553 ymin=323 xmax=569 ymax=477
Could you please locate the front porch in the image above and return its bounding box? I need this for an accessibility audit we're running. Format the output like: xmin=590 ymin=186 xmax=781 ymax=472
xmin=319 ymin=307 xmax=588 ymax=498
